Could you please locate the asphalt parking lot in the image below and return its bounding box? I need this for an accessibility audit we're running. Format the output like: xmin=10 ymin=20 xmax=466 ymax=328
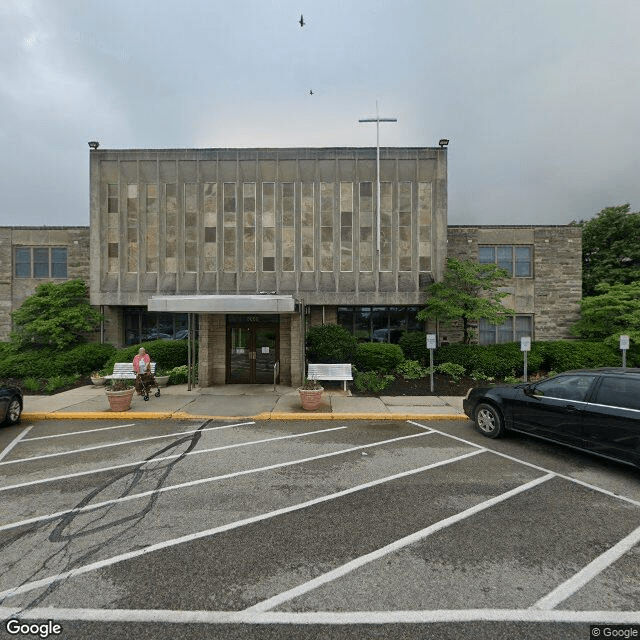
xmin=0 ymin=417 xmax=639 ymax=640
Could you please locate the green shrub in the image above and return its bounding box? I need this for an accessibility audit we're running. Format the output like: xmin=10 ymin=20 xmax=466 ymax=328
xmin=354 ymin=342 xmax=405 ymax=373
xmin=305 ymin=324 xmax=358 ymax=364
xmin=398 ymin=331 xmax=428 ymax=363
xmin=353 ymin=370 xmax=395 ymax=393
xmin=103 ymin=339 xmax=195 ymax=372
xmin=54 ymin=343 xmax=117 ymax=376
xmin=22 ymin=377 xmax=42 ymax=392
xmin=168 ymin=365 xmax=190 ymax=385
xmin=44 ymin=374 xmax=79 ymax=394
xmin=395 ymin=359 xmax=429 ymax=380
xmin=436 ymin=362 xmax=465 ymax=382
xmin=0 ymin=347 xmax=60 ymax=379
xmin=535 ymin=340 xmax=620 ymax=372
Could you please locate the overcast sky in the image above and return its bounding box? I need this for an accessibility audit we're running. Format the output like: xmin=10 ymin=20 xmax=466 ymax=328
xmin=2 ymin=0 xmax=639 ymax=227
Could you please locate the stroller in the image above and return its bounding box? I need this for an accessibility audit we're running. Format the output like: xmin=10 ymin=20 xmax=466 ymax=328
xmin=135 ymin=366 xmax=161 ymax=401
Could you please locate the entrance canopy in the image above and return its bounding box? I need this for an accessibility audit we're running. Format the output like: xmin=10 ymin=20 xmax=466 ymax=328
xmin=147 ymin=294 xmax=296 ymax=314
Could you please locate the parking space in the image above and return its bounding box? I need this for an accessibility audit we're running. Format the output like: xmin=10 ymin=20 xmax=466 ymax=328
xmin=1 ymin=418 xmax=639 ymax=639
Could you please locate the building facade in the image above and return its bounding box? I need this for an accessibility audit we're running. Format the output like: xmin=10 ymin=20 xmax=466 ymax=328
xmin=0 ymin=146 xmax=583 ymax=387
xmin=0 ymin=226 xmax=90 ymax=342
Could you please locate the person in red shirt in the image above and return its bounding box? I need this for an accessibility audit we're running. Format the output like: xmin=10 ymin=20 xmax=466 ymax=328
xmin=133 ymin=348 xmax=151 ymax=374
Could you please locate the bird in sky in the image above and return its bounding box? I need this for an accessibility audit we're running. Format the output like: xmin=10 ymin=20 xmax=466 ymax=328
xmin=299 ymin=14 xmax=305 ymax=27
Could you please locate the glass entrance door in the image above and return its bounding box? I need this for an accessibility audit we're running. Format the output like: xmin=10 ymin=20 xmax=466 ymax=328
xmin=227 ymin=323 xmax=279 ymax=384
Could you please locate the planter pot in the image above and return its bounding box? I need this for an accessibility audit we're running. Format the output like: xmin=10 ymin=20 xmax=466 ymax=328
xmin=106 ymin=388 xmax=134 ymax=412
xmin=91 ymin=376 xmax=106 ymax=386
xmin=155 ymin=375 xmax=170 ymax=388
xmin=297 ymin=387 xmax=324 ymax=411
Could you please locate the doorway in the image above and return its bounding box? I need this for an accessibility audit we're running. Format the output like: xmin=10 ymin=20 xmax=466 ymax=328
xmin=226 ymin=321 xmax=279 ymax=384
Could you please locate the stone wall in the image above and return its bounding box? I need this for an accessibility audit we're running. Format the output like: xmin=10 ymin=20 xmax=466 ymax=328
xmin=446 ymin=225 xmax=582 ymax=342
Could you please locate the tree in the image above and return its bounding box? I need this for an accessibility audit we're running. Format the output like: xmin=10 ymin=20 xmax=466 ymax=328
xmin=570 ymin=281 xmax=640 ymax=363
xmin=10 ymin=279 xmax=102 ymax=350
xmin=572 ymin=204 xmax=640 ymax=297
xmin=416 ymin=257 xmax=515 ymax=344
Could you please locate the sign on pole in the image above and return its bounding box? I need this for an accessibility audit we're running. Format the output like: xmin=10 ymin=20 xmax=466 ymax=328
xmin=426 ymin=334 xmax=437 ymax=392
xmin=620 ymin=335 xmax=630 ymax=369
xmin=521 ymin=337 xmax=531 ymax=382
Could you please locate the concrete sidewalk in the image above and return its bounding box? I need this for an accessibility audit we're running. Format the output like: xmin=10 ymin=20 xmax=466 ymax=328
xmin=20 ymin=383 xmax=468 ymax=421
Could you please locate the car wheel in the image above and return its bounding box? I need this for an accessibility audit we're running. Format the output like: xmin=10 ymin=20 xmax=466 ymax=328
xmin=474 ymin=403 xmax=504 ymax=439
xmin=5 ymin=397 xmax=22 ymax=425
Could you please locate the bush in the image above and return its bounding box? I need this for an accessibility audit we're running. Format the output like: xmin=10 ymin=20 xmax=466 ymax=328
xmin=22 ymin=377 xmax=41 ymax=392
xmin=353 ymin=370 xmax=395 ymax=393
xmin=436 ymin=362 xmax=465 ymax=382
xmin=103 ymin=339 xmax=195 ymax=372
xmin=535 ymin=340 xmax=620 ymax=372
xmin=43 ymin=374 xmax=80 ymax=394
xmin=55 ymin=343 xmax=117 ymax=376
xmin=395 ymin=359 xmax=429 ymax=380
xmin=168 ymin=365 xmax=191 ymax=385
xmin=398 ymin=331 xmax=429 ymax=363
xmin=354 ymin=342 xmax=405 ymax=373
xmin=305 ymin=324 xmax=358 ymax=364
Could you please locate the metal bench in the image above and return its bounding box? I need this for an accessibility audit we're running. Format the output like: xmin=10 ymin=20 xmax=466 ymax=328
xmin=104 ymin=362 xmax=156 ymax=380
xmin=307 ymin=363 xmax=353 ymax=392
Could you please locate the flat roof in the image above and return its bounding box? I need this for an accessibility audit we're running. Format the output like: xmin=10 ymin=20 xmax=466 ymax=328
xmin=147 ymin=294 xmax=296 ymax=314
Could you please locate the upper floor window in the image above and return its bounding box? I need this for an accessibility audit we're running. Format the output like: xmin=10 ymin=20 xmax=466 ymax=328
xmin=14 ymin=247 xmax=68 ymax=279
xmin=479 ymin=245 xmax=532 ymax=277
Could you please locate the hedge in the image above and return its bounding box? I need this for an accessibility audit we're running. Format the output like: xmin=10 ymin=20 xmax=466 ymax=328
xmin=354 ymin=342 xmax=405 ymax=373
xmin=435 ymin=340 xmax=622 ymax=378
xmin=398 ymin=331 xmax=429 ymax=363
xmin=102 ymin=339 xmax=196 ymax=373
xmin=305 ymin=324 xmax=358 ymax=363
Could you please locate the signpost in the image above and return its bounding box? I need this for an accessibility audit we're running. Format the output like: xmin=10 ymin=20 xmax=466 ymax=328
xmin=520 ymin=336 xmax=531 ymax=382
xmin=426 ymin=334 xmax=437 ymax=392
xmin=620 ymin=335 xmax=630 ymax=369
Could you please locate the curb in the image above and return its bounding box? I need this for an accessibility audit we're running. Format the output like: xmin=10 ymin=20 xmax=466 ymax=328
xmin=22 ymin=411 xmax=468 ymax=422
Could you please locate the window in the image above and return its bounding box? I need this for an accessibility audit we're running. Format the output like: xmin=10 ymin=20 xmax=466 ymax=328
xmin=479 ymin=315 xmax=532 ymax=344
xmin=479 ymin=245 xmax=532 ymax=277
xmin=592 ymin=376 xmax=640 ymax=410
xmin=337 ymin=306 xmax=423 ymax=343
xmin=14 ymin=247 xmax=67 ymax=279
xmin=124 ymin=309 xmax=198 ymax=345
xmin=533 ymin=374 xmax=596 ymax=402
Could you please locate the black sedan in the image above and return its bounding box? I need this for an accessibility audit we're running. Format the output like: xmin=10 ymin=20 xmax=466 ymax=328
xmin=463 ymin=368 xmax=640 ymax=468
xmin=0 ymin=386 xmax=23 ymax=426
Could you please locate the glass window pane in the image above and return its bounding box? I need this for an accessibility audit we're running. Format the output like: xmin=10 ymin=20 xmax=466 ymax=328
xmin=51 ymin=248 xmax=67 ymax=278
xmin=479 ymin=318 xmax=495 ymax=345
xmin=33 ymin=248 xmax=49 ymax=277
xmin=15 ymin=248 xmax=30 ymax=277
xmin=355 ymin=307 xmax=371 ymax=342
xmin=497 ymin=246 xmax=513 ymax=275
xmin=478 ymin=246 xmax=495 ymax=264
xmin=496 ymin=317 xmax=513 ymax=343
xmin=594 ymin=377 xmax=640 ymax=410
xmin=337 ymin=307 xmax=355 ymax=334
xmin=515 ymin=246 xmax=532 ymax=277
xmin=515 ymin=316 xmax=532 ymax=341
xmin=371 ymin=307 xmax=389 ymax=342
xmin=534 ymin=374 xmax=596 ymax=401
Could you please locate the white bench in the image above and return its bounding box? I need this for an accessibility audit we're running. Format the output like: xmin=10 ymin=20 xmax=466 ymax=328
xmin=307 ymin=363 xmax=353 ymax=392
xmin=104 ymin=362 xmax=156 ymax=380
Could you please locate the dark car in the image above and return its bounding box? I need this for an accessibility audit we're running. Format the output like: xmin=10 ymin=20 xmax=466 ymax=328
xmin=0 ymin=386 xmax=23 ymax=426
xmin=463 ymin=368 xmax=640 ymax=468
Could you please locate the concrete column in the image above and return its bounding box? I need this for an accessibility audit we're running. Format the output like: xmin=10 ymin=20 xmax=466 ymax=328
xmin=290 ymin=313 xmax=303 ymax=387
xmin=198 ymin=314 xmax=226 ymax=386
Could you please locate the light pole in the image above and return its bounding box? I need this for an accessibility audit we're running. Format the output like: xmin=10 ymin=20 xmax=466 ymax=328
xmin=358 ymin=101 xmax=397 ymax=253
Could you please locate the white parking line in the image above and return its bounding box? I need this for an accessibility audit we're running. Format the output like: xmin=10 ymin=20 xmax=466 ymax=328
xmin=0 ymin=426 xmax=33 ymax=462
xmin=0 ymin=421 xmax=255 ymax=466
xmin=22 ymin=423 xmax=138 ymax=441
xmin=0 ymin=424 xmax=349 ymax=494
xmin=532 ymin=522 xmax=640 ymax=610
xmin=0 ymin=429 xmax=433 ymax=533
xmin=2 ymin=606 xmax=639 ymax=625
xmin=0 ymin=447 xmax=479 ymax=601
xmin=412 ymin=421 xmax=640 ymax=509
xmin=245 ymin=473 xmax=554 ymax=612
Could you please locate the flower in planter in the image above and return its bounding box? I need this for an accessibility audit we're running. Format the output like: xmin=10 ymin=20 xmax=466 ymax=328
xmin=108 ymin=379 xmax=133 ymax=391
xmin=299 ymin=376 xmax=322 ymax=390
xmin=91 ymin=371 xmax=103 ymax=378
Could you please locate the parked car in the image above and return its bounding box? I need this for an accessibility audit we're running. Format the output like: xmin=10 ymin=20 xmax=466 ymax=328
xmin=463 ymin=368 xmax=640 ymax=468
xmin=0 ymin=386 xmax=23 ymax=426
